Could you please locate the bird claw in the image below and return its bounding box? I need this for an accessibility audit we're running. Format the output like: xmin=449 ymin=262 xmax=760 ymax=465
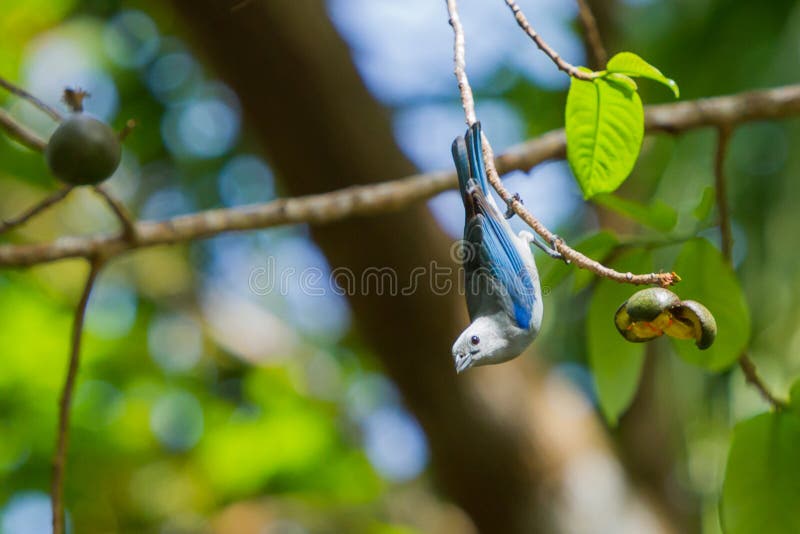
xmin=550 ymin=235 xmax=570 ymax=264
xmin=530 ymin=233 xmax=568 ymax=262
xmin=504 ymin=193 xmax=523 ymax=219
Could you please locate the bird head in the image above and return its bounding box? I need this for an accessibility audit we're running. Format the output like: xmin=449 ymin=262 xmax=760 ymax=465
xmin=451 ymin=317 xmax=511 ymax=373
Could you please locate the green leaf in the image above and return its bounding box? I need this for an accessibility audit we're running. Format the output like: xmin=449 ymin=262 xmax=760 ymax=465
xmin=693 ymin=186 xmax=715 ymax=221
xmin=566 ymin=74 xmax=644 ymax=199
xmin=604 ymin=72 xmax=638 ymax=94
xmin=593 ymin=193 xmax=678 ymax=232
xmin=606 ymin=52 xmax=680 ymax=98
xmin=542 ymin=231 xmax=618 ymax=292
xmin=721 ymin=412 xmax=800 ymax=534
xmin=789 ymin=379 xmax=800 ymax=417
xmin=587 ymin=249 xmax=652 ymax=425
xmin=671 ymin=238 xmax=750 ymax=370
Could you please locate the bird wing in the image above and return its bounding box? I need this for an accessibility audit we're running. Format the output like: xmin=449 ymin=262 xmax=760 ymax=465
xmin=463 ymin=185 xmax=536 ymax=330
xmin=452 ymin=121 xmax=536 ymax=329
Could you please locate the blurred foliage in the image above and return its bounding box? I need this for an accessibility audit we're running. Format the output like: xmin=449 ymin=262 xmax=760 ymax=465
xmin=721 ymin=412 xmax=800 ymax=534
xmin=587 ymin=250 xmax=650 ymax=425
xmin=670 ymin=239 xmax=749 ymax=370
xmin=1 ymin=0 xmax=800 ymax=533
xmin=0 ymin=1 xmax=432 ymax=533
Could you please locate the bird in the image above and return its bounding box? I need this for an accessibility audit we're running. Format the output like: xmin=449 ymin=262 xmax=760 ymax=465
xmin=450 ymin=122 xmax=555 ymax=373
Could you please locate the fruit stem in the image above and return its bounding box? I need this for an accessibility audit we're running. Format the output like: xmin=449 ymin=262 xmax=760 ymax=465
xmin=62 ymin=88 xmax=89 ymax=113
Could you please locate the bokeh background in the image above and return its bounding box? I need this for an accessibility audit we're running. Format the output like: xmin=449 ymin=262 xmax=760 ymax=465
xmin=1 ymin=0 xmax=799 ymax=533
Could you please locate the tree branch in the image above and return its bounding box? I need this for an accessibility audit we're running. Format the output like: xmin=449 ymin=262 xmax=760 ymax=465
xmin=714 ymin=126 xmax=734 ymax=262
xmin=51 ymin=258 xmax=103 ymax=534
xmin=575 ymin=0 xmax=608 ymax=68
xmin=503 ymin=0 xmax=597 ymax=80
xmin=92 ymin=185 xmax=137 ymax=242
xmin=646 ymin=85 xmax=800 ymax=131
xmin=0 ymin=107 xmax=48 ymax=151
xmin=0 ymin=186 xmax=73 ymax=235
xmin=489 ymin=127 xmax=677 ymax=285
xmin=0 ymin=85 xmax=799 ymax=268
xmin=0 ymin=75 xmax=62 ymax=122
xmin=453 ymin=0 xmax=675 ymax=285
xmin=712 ymin=126 xmax=787 ymax=409
xmin=738 ymin=354 xmax=786 ymax=409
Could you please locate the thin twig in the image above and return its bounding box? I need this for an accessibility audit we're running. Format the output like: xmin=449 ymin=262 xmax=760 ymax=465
xmin=0 ymin=108 xmax=48 ymax=151
xmin=51 ymin=258 xmax=103 ymax=534
xmin=0 ymin=75 xmax=62 ymax=122
xmin=575 ymin=0 xmax=608 ymax=68
xmin=713 ymin=125 xmax=787 ymax=409
xmin=447 ymin=0 xmax=674 ymax=285
xmin=0 ymin=187 xmax=73 ymax=235
xmin=503 ymin=0 xmax=597 ymax=81
xmin=738 ymin=354 xmax=786 ymax=409
xmin=92 ymin=186 xmax=137 ymax=242
xmin=1 ymin=85 xmax=800 ymax=267
xmin=484 ymin=135 xmax=676 ymax=285
xmin=446 ymin=0 xmax=477 ymax=126
xmin=118 ymin=119 xmax=137 ymax=141
xmin=714 ymin=126 xmax=734 ymax=262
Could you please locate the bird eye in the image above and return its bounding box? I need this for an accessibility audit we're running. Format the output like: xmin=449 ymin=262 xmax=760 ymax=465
xmin=470 ymin=335 xmax=480 ymax=345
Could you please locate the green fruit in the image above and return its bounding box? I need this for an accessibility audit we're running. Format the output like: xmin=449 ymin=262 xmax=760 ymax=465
xmin=45 ymin=113 xmax=121 ymax=185
xmin=672 ymin=300 xmax=717 ymax=350
xmin=614 ymin=288 xmax=717 ymax=350
xmin=625 ymin=287 xmax=680 ymax=322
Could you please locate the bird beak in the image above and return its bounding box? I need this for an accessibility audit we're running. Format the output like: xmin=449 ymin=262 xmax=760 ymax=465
xmin=454 ymin=353 xmax=473 ymax=374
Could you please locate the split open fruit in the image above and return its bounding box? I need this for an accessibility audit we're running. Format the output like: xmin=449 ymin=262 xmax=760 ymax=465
xmin=614 ymin=287 xmax=717 ymax=349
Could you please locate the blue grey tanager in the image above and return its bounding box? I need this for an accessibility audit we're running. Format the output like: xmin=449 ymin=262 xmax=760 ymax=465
xmin=450 ymin=122 xmax=552 ymax=373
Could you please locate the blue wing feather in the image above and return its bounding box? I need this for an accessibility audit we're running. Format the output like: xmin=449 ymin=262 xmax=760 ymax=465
xmin=465 ymin=122 xmax=489 ymax=193
xmin=473 ymin=192 xmax=535 ymax=329
xmin=454 ymin=122 xmax=536 ymax=330
xmin=451 ymin=137 xmax=472 ymax=206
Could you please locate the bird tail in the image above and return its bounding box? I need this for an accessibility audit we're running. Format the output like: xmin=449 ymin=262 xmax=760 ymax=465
xmin=451 ymin=135 xmax=473 ymax=207
xmin=465 ymin=121 xmax=489 ymax=194
xmin=452 ymin=121 xmax=490 ymax=207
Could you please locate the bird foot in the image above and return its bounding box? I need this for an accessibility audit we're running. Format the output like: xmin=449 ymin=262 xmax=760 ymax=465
xmin=504 ymin=193 xmax=523 ymax=219
xmin=521 ymin=231 xmax=569 ymax=263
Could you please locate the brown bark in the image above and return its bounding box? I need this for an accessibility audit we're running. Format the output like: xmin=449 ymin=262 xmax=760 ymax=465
xmin=3 ymin=85 xmax=800 ymax=266
xmin=617 ymin=351 xmax=701 ymax=534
